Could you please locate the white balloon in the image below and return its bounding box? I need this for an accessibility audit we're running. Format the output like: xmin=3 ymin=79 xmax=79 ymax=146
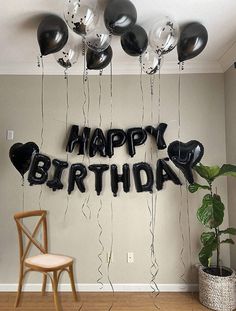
xmin=64 ymin=0 xmax=99 ymax=37
xmin=54 ymin=36 xmax=80 ymax=69
xmin=149 ymin=17 xmax=179 ymax=56
xmin=142 ymin=49 xmax=163 ymax=75
xmin=85 ymin=27 xmax=111 ymax=52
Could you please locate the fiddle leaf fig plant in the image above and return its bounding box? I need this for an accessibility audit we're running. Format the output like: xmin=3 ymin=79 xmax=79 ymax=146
xmin=188 ymin=163 xmax=236 ymax=269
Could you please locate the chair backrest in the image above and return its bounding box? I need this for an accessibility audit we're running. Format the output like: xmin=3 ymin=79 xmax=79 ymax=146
xmin=14 ymin=210 xmax=48 ymax=263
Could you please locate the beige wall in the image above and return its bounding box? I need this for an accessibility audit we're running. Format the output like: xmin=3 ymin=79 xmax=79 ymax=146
xmin=0 ymin=74 xmax=230 ymax=285
xmin=224 ymin=66 xmax=236 ymax=270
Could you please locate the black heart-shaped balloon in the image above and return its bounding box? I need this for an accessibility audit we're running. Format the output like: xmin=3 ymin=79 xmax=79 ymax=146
xmin=9 ymin=142 xmax=39 ymax=177
xmin=167 ymin=140 xmax=204 ymax=184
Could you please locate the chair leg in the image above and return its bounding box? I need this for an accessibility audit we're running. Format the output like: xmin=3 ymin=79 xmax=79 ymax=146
xmin=42 ymin=274 xmax=47 ymax=296
xmin=15 ymin=267 xmax=24 ymax=308
xmin=52 ymin=271 xmax=62 ymax=311
xmin=68 ymin=264 xmax=78 ymax=302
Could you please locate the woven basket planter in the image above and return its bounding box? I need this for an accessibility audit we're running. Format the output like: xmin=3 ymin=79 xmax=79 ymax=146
xmin=199 ymin=265 xmax=236 ymax=311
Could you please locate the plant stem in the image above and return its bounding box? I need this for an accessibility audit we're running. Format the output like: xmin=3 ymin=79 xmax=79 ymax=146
xmin=215 ymin=227 xmax=220 ymax=269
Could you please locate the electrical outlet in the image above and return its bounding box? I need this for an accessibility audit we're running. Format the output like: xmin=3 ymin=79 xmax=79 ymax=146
xmin=107 ymin=252 xmax=113 ymax=263
xmin=127 ymin=252 xmax=134 ymax=263
xmin=6 ymin=130 xmax=14 ymax=140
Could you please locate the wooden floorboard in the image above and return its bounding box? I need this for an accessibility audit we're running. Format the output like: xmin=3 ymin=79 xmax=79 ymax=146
xmin=0 ymin=292 xmax=209 ymax=311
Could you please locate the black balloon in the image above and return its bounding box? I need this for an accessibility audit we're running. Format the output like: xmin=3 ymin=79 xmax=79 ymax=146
xmin=89 ymin=128 xmax=107 ymax=157
xmin=145 ymin=123 xmax=168 ymax=150
xmin=46 ymin=159 xmax=68 ymax=191
xmin=106 ymin=129 xmax=127 ymax=158
xmin=177 ymin=22 xmax=208 ymax=62
xmin=104 ymin=0 xmax=137 ymax=35
xmin=66 ymin=125 xmax=91 ymax=155
xmin=89 ymin=164 xmax=109 ymax=196
xmin=28 ymin=153 xmax=51 ymax=185
xmin=127 ymin=128 xmax=147 ymax=157
xmin=121 ymin=25 xmax=148 ymax=56
xmin=133 ymin=162 xmax=154 ymax=193
xmin=37 ymin=15 xmax=69 ymax=56
xmin=68 ymin=163 xmax=87 ymax=194
xmin=167 ymin=140 xmax=204 ymax=184
xmin=9 ymin=142 xmax=39 ymax=177
xmin=110 ymin=164 xmax=130 ymax=197
xmin=87 ymin=46 xmax=113 ymax=70
xmin=156 ymin=159 xmax=182 ymax=190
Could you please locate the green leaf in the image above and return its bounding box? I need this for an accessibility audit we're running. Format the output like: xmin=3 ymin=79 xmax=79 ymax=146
xmin=200 ymin=232 xmax=216 ymax=246
xmin=199 ymin=240 xmax=218 ymax=267
xmin=221 ymin=239 xmax=235 ymax=244
xmin=194 ymin=163 xmax=220 ymax=182
xmin=188 ymin=183 xmax=210 ymax=193
xmin=220 ymin=228 xmax=236 ymax=235
xmin=197 ymin=194 xmax=224 ymax=228
xmin=218 ymin=164 xmax=236 ymax=177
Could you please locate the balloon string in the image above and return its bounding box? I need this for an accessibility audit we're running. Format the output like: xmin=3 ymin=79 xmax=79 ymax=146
xmin=99 ymin=70 xmax=103 ymax=128
xmin=40 ymin=56 xmax=45 ymax=151
xmin=177 ymin=62 xmax=186 ymax=283
xmin=178 ymin=183 xmax=187 ymax=283
xmin=64 ymin=73 xmax=70 ymax=219
xmin=139 ymin=56 xmax=145 ymax=126
xmin=147 ymin=196 xmax=160 ymax=310
xmin=22 ymin=177 xmax=25 ymax=212
xmin=158 ymin=68 xmax=161 ymax=124
xmin=81 ymin=194 xmax=91 ymax=220
xmin=107 ymin=200 xmax=114 ymax=311
xmin=82 ymin=60 xmax=87 ymax=128
xmin=97 ymin=199 xmax=104 ymax=289
xmin=185 ymin=180 xmax=193 ymax=287
xmin=86 ymin=76 xmax=91 ymax=165
xmin=110 ymin=61 xmax=113 ymax=129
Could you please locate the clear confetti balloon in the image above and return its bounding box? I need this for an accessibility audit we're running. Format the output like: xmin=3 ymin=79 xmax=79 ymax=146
xmin=54 ymin=37 xmax=80 ymax=69
xmin=149 ymin=17 xmax=179 ymax=56
xmin=142 ymin=49 xmax=163 ymax=75
xmin=64 ymin=0 xmax=98 ymax=37
xmin=85 ymin=26 xmax=111 ymax=52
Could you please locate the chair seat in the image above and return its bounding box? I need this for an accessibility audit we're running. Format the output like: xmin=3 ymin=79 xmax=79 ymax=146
xmin=25 ymin=253 xmax=73 ymax=271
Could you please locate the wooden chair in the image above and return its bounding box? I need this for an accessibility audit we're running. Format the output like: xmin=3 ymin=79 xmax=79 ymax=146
xmin=14 ymin=210 xmax=78 ymax=311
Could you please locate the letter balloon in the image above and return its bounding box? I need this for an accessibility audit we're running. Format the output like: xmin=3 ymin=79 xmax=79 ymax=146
xmin=156 ymin=159 xmax=182 ymax=190
xmin=47 ymin=159 xmax=68 ymax=191
xmin=89 ymin=164 xmax=109 ymax=196
xmin=66 ymin=125 xmax=91 ymax=155
xmin=110 ymin=164 xmax=130 ymax=197
xmin=68 ymin=163 xmax=87 ymax=194
xmin=133 ymin=162 xmax=154 ymax=193
xmin=28 ymin=153 xmax=51 ymax=185
xmin=127 ymin=128 xmax=147 ymax=157
xmin=106 ymin=129 xmax=127 ymax=158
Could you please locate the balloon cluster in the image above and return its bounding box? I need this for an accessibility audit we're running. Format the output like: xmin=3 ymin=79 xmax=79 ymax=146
xmin=37 ymin=0 xmax=208 ymax=72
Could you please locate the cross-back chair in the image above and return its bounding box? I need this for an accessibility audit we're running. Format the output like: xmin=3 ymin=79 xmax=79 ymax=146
xmin=14 ymin=210 xmax=78 ymax=311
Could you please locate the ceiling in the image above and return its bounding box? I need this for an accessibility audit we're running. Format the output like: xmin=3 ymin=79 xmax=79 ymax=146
xmin=1 ymin=0 xmax=236 ymax=75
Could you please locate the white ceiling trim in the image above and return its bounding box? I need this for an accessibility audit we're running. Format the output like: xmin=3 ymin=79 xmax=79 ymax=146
xmin=218 ymin=42 xmax=236 ymax=72
xmin=0 ymin=60 xmax=223 ymax=76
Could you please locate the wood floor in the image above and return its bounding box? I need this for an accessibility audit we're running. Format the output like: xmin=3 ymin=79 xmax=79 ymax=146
xmin=0 ymin=292 xmax=209 ymax=311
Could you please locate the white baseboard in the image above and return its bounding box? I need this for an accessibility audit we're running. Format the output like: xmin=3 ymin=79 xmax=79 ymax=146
xmin=0 ymin=283 xmax=198 ymax=292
